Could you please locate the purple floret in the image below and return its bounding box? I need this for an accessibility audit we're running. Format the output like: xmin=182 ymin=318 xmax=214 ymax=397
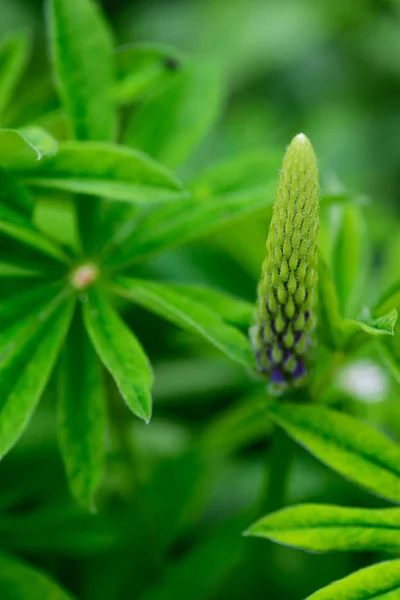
xmin=271 ymin=366 xmax=286 ymax=384
xmin=292 ymin=358 xmax=307 ymax=379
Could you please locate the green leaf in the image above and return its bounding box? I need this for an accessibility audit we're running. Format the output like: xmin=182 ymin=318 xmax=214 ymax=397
xmin=307 ymin=559 xmax=400 ymax=600
xmin=106 ymin=185 xmax=277 ymax=267
xmin=317 ymin=256 xmax=343 ymax=349
xmin=189 ymin=149 xmax=281 ymax=198
xmin=114 ymin=278 xmax=256 ymax=368
xmin=82 ymin=288 xmax=153 ymax=422
xmin=20 ymin=141 xmax=185 ymax=203
xmin=115 ymin=42 xmax=185 ymax=105
xmin=0 ymin=297 xmax=74 ymax=460
xmin=331 ymin=204 xmax=368 ymax=318
xmin=0 ymin=282 xmax=67 ymax=362
xmin=0 ymin=261 xmax=44 ymax=278
xmin=268 ymin=403 xmax=400 ymax=503
xmin=0 ymin=553 xmax=75 ymax=599
xmin=47 ymin=0 xmax=115 ymax=141
xmin=0 ymin=218 xmax=69 ymax=264
xmin=317 ymin=257 xmax=397 ymax=350
xmin=247 ymin=504 xmax=400 ymax=553
xmin=378 ymin=328 xmax=400 ymax=384
xmin=125 ymin=60 xmax=224 ymax=168
xmin=0 ymin=171 xmax=33 ymax=221
xmin=375 ymin=278 xmax=400 ymax=316
xmin=0 ymin=31 xmax=30 ymax=117
xmin=0 ymin=127 xmax=57 ymax=168
xmin=58 ymin=308 xmax=106 ymax=510
xmin=156 ymin=284 xmax=254 ymax=328
xmin=342 ymin=309 xmax=398 ymax=350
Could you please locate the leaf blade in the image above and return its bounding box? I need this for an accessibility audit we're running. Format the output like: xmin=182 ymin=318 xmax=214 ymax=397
xmin=306 ymin=559 xmax=400 ymax=599
xmin=247 ymin=504 xmax=400 ymax=553
xmin=0 ymin=297 xmax=75 ymax=460
xmin=47 ymin=0 xmax=115 ymax=141
xmin=82 ymin=288 xmax=153 ymax=421
xmin=58 ymin=307 xmax=106 ymax=510
xmin=114 ymin=278 xmax=256 ymax=368
xmin=0 ymin=553 xmax=76 ymax=599
xmin=20 ymin=141 xmax=184 ymax=204
xmin=268 ymin=403 xmax=400 ymax=503
xmin=0 ymin=127 xmax=57 ymax=169
xmin=125 ymin=60 xmax=224 ymax=168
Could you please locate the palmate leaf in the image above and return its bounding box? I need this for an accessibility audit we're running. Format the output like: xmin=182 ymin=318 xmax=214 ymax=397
xmin=19 ymin=141 xmax=185 ymax=204
xmin=163 ymin=284 xmax=254 ymax=328
xmin=0 ymin=553 xmax=75 ymax=599
xmin=0 ymin=297 xmax=74 ymax=460
xmin=0 ymin=261 xmax=44 ymax=278
xmin=113 ymin=278 xmax=256 ymax=369
xmin=268 ymin=403 xmax=400 ymax=503
xmin=125 ymin=60 xmax=224 ymax=168
xmin=0 ymin=170 xmax=33 ymax=220
xmin=0 ymin=218 xmax=69 ymax=264
xmin=82 ymin=288 xmax=153 ymax=422
xmin=330 ymin=204 xmax=368 ymax=318
xmin=247 ymin=504 xmax=400 ymax=553
xmin=0 ymin=31 xmax=30 ymax=118
xmin=317 ymin=256 xmax=397 ymax=350
xmin=47 ymin=0 xmax=116 ymax=141
xmin=0 ymin=282 xmax=68 ymax=362
xmin=105 ymin=184 xmax=277 ymax=268
xmin=115 ymin=42 xmax=185 ymax=105
xmin=0 ymin=127 xmax=57 ymax=168
xmin=306 ymin=559 xmax=400 ymax=600
xmin=58 ymin=307 xmax=106 ymax=510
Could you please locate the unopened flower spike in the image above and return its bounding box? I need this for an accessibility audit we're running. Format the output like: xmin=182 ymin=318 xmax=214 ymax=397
xmin=250 ymin=133 xmax=319 ymax=394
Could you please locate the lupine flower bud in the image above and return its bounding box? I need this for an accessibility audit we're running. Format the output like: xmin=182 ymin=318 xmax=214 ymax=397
xmin=251 ymin=134 xmax=319 ymax=394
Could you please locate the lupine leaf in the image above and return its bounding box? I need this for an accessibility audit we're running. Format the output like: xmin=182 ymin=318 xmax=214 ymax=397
xmin=0 ymin=261 xmax=44 ymax=278
xmin=0 ymin=282 xmax=67 ymax=362
xmin=58 ymin=308 xmax=106 ymax=510
xmin=113 ymin=278 xmax=256 ymax=368
xmin=105 ymin=185 xmax=277 ymax=267
xmin=0 ymin=297 xmax=75 ymax=460
xmin=306 ymin=559 xmax=400 ymax=599
xmin=156 ymin=284 xmax=254 ymax=328
xmin=318 ymin=256 xmax=397 ymax=350
xmin=0 ymin=31 xmax=30 ymax=117
xmin=125 ymin=61 xmax=224 ymax=168
xmin=189 ymin=149 xmax=281 ymax=198
xmin=379 ymin=330 xmax=400 ymax=384
xmin=268 ymin=403 xmax=400 ymax=503
xmin=317 ymin=256 xmax=344 ymax=349
xmin=375 ymin=278 xmax=400 ymax=316
xmin=47 ymin=0 xmax=115 ymax=141
xmin=247 ymin=504 xmax=400 ymax=553
xmin=0 ymin=127 xmax=57 ymax=168
xmin=115 ymin=42 xmax=185 ymax=105
xmin=331 ymin=204 xmax=368 ymax=318
xmin=0 ymin=171 xmax=33 ymax=222
xmin=20 ymin=141 xmax=184 ymax=203
xmin=0 ymin=553 xmax=76 ymax=599
xmin=342 ymin=309 xmax=398 ymax=350
xmin=0 ymin=218 xmax=69 ymax=264
xmin=82 ymin=288 xmax=153 ymax=422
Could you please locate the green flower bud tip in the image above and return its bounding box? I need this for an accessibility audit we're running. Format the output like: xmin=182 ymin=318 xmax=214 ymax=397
xmin=250 ymin=133 xmax=319 ymax=394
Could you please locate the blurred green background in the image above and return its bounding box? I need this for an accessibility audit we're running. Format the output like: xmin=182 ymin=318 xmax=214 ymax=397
xmin=1 ymin=0 xmax=400 ymax=598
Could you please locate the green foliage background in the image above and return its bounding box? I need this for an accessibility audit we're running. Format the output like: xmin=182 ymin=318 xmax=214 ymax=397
xmin=1 ymin=0 xmax=400 ymax=599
